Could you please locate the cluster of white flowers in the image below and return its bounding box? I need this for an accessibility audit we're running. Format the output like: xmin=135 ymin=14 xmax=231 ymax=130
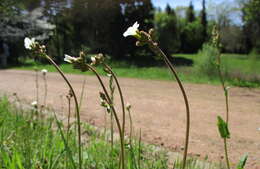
xmin=24 ymin=37 xmax=36 ymax=50
xmin=123 ymin=21 xmax=139 ymax=37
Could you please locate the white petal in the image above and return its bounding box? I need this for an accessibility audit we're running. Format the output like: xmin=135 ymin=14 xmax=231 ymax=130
xmin=132 ymin=21 xmax=139 ymax=30
xmin=64 ymin=54 xmax=78 ymax=63
xmin=24 ymin=37 xmax=31 ymax=49
xmin=91 ymin=56 xmax=96 ymax=62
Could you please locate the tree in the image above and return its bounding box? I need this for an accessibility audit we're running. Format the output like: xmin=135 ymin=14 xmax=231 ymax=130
xmin=70 ymin=0 xmax=125 ymax=59
xmin=0 ymin=0 xmax=55 ymax=65
xmin=180 ymin=20 xmax=204 ymax=53
xmin=186 ymin=1 xmax=195 ymax=23
xmin=122 ymin=0 xmax=155 ymax=64
xmin=200 ymin=0 xmax=208 ymax=42
xmin=154 ymin=11 xmax=180 ymax=56
xmin=242 ymin=0 xmax=260 ymax=53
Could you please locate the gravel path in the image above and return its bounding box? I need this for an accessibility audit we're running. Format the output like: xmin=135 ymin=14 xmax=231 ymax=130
xmin=0 ymin=69 xmax=260 ymax=168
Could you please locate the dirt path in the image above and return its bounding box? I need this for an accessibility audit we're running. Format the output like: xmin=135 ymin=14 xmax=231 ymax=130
xmin=0 ymin=69 xmax=260 ymax=168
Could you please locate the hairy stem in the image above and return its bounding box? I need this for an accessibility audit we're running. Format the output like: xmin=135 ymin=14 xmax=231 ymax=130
xmin=45 ymin=55 xmax=82 ymax=169
xmin=224 ymin=138 xmax=231 ymax=169
xmin=217 ymin=54 xmax=230 ymax=169
xmin=216 ymin=63 xmax=229 ymax=123
xmin=104 ymin=64 xmax=126 ymax=140
xmin=43 ymin=74 xmax=47 ymax=108
xmin=149 ymin=43 xmax=190 ymax=169
xmin=79 ymin=77 xmax=87 ymax=110
xmin=35 ymin=69 xmax=39 ymax=109
xmin=86 ymin=64 xmax=125 ymax=169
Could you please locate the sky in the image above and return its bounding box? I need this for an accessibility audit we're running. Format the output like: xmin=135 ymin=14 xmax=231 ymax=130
xmin=151 ymin=0 xmax=232 ymax=10
xmin=151 ymin=0 xmax=242 ymax=24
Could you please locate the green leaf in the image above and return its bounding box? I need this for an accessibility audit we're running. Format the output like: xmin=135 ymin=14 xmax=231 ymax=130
xmin=237 ymin=154 xmax=248 ymax=169
xmin=217 ymin=116 xmax=230 ymax=139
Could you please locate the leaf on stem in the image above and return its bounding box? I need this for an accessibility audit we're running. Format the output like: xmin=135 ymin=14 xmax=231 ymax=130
xmin=237 ymin=154 xmax=248 ymax=169
xmin=217 ymin=116 xmax=230 ymax=139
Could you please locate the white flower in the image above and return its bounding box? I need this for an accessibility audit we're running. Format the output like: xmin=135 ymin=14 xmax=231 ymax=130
xmin=126 ymin=102 xmax=132 ymax=110
xmin=64 ymin=54 xmax=78 ymax=63
xmin=24 ymin=37 xmax=36 ymax=50
xmin=41 ymin=69 xmax=48 ymax=74
xmin=123 ymin=21 xmax=140 ymax=37
xmin=31 ymin=101 xmax=37 ymax=106
xmin=91 ymin=56 xmax=96 ymax=62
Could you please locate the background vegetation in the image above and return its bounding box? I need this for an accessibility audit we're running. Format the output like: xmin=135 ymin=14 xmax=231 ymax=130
xmin=1 ymin=0 xmax=260 ymax=65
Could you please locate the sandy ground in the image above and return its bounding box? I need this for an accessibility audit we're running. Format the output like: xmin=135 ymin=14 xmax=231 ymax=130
xmin=0 ymin=69 xmax=259 ymax=168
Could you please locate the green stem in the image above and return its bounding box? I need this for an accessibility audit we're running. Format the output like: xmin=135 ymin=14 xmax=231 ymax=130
xmin=149 ymin=43 xmax=190 ymax=169
xmin=127 ymin=108 xmax=133 ymax=145
xmin=104 ymin=64 xmax=126 ymax=140
xmin=43 ymin=75 xmax=47 ymax=108
xmin=45 ymin=55 xmax=82 ymax=169
xmin=217 ymin=64 xmax=229 ymax=123
xmin=79 ymin=77 xmax=87 ymax=111
xmin=35 ymin=69 xmax=39 ymax=109
xmin=224 ymin=138 xmax=231 ymax=169
xmin=86 ymin=64 xmax=125 ymax=169
xmin=217 ymin=54 xmax=230 ymax=169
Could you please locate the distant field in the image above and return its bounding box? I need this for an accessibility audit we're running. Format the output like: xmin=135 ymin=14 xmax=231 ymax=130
xmin=12 ymin=53 xmax=260 ymax=87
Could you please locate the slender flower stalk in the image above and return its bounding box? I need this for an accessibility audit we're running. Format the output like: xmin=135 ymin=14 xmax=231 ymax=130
xmin=35 ymin=68 xmax=39 ymax=110
xmin=85 ymin=64 xmax=125 ymax=169
xmin=104 ymin=64 xmax=127 ymax=139
xmin=107 ymin=73 xmax=115 ymax=167
xmin=149 ymin=43 xmax=190 ymax=169
xmin=41 ymin=69 xmax=48 ymax=107
xmin=213 ymin=26 xmax=231 ymax=169
xmin=123 ymin=24 xmax=190 ymax=169
xmin=45 ymin=55 xmax=82 ymax=169
xmin=126 ymin=103 xmax=133 ymax=145
xmin=24 ymin=38 xmax=83 ymax=169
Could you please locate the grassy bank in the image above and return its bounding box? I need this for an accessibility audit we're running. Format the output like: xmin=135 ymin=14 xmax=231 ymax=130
xmin=0 ymin=96 xmax=169 ymax=168
xmin=12 ymin=53 xmax=260 ymax=87
xmin=0 ymin=96 xmax=227 ymax=169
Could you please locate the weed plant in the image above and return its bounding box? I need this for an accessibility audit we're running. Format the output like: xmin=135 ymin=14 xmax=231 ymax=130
xmin=0 ymin=96 xmax=170 ymax=169
xmin=0 ymin=22 xmax=250 ymax=169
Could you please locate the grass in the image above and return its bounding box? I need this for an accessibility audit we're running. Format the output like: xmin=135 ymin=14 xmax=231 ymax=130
xmin=0 ymin=96 xmax=170 ymax=169
xmin=11 ymin=53 xmax=260 ymax=88
xmin=0 ymin=95 xmax=227 ymax=169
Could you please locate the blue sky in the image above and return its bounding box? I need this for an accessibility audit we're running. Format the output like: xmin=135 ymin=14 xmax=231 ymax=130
xmin=151 ymin=0 xmax=230 ymax=10
xmin=151 ymin=0 xmax=203 ymax=10
xmin=151 ymin=0 xmax=242 ymax=24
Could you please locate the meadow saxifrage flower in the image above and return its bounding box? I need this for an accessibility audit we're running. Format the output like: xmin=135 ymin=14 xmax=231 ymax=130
xmin=123 ymin=21 xmax=140 ymax=37
xmin=31 ymin=101 xmax=37 ymax=106
xmin=24 ymin=37 xmax=36 ymax=50
xmin=41 ymin=69 xmax=48 ymax=75
xmin=64 ymin=54 xmax=78 ymax=63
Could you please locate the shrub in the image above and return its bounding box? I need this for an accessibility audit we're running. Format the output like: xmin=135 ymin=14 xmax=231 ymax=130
xmin=196 ymin=43 xmax=220 ymax=78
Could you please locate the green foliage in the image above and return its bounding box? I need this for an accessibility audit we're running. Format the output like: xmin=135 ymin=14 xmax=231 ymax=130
xmin=186 ymin=1 xmax=195 ymax=23
xmin=196 ymin=43 xmax=219 ymax=77
xmin=180 ymin=20 xmax=204 ymax=53
xmin=0 ymin=97 xmax=170 ymax=168
xmin=154 ymin=11 xmax=180 ymax=55
xmin=242 ymin=0 xmax=260 ymax=53
xmin=236 ymin=154 xmax=248 ymax=169
xmin=200 ymin=0 xmax=208 ymax=42
xmin=217 ymin=116 xmax=230 ymax=139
